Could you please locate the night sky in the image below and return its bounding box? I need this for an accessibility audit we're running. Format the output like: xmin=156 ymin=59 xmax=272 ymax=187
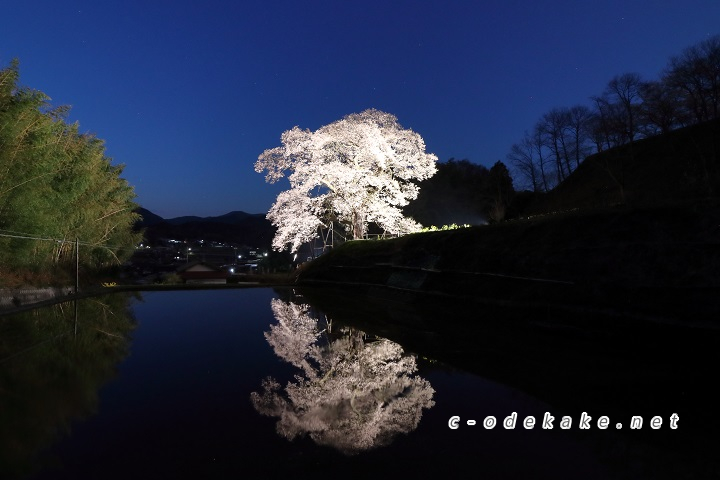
xmin=2 ymin=0 xmax=719 ymax=218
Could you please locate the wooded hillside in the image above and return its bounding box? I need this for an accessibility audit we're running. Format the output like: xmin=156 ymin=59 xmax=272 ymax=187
xmin=0 ymin=61 xmax=141 ymax=287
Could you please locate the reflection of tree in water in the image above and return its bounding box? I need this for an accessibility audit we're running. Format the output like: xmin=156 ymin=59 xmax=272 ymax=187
xmin=251 ymin=299 xmax=435 ymax=455
xmin=0 ymin=294 xmax=137 ymax=479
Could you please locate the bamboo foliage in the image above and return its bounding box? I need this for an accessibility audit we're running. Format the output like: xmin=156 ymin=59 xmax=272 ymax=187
xmin=0 ymin=60 xmax=141 ymax=274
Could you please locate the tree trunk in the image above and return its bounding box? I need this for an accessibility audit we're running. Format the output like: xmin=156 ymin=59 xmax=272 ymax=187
xmin=351 ymin=211 xmax=365 ymax=239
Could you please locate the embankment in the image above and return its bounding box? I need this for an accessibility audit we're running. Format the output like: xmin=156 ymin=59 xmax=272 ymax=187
xmin=297 ymin=200 xmax=720 ymax=324
xmin=0 ymin=287 xmax=74 ymax=311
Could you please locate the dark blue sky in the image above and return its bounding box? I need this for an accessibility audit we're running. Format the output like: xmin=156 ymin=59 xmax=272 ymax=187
xmin=2 ymin=0 xmax=719 ymax=218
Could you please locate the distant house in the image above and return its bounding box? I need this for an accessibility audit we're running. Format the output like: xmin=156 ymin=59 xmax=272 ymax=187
xmin=176 ymin=261 xmax=229 ymax=284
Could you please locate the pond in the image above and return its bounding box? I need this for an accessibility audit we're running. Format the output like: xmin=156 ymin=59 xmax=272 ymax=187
xmin=0 ymin=288 xmax=717 ymax=479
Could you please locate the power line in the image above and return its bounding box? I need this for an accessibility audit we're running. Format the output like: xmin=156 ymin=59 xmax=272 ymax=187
xmin=0 ymin=231 xmax=59 ymax=242
xmin=0 ymin=230 xmax=131 ymax=250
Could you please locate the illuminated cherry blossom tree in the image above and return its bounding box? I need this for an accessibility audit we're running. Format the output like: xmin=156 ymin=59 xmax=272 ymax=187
xmin=251 ymin=299 xmax=435 ymax=454
xmin=263 ymin=299 xmax=323 ymax=380
xmin=255 ymin=109 xmax=438 ymax=252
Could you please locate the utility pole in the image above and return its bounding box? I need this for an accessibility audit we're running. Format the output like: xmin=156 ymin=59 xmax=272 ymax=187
xmin=75 ymin=238 xmax=79 ymax=294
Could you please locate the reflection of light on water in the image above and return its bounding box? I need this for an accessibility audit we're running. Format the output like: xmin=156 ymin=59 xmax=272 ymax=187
xmin=251 ymin=299 xmax=435 ymax=455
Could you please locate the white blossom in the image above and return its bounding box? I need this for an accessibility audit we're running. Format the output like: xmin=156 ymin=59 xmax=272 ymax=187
xmin=264 ymin=299 xmax=323 ymax=380
xmin=250 ymin=299 xmax=435 ymax=454
xmin=255 ymin=109 xmax=438 ymax=252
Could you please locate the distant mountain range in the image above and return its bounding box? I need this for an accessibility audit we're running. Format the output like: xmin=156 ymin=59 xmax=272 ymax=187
xmin=134 ymin=208 xmax=274 ymax=248
xmin=135 ymin=208 xmax=265 ymax=227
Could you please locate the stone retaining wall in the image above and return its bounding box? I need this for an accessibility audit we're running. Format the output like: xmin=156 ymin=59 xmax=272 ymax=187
xmin=0 ymin=287 xmax=74 ymax=310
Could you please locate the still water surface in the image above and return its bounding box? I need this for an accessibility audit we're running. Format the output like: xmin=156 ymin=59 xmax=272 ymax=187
xmin=0 ymin=288 xmax=714 ymax=479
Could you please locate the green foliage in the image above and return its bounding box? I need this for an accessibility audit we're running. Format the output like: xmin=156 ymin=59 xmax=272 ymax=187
xmin=160 ymin=273 xmax=182 ymax=284
xmin=258 ymin=249 xmax=294 ymax=273
xmin=488 ymin=160 xmax=515 ymax=222
xmin=0 ymin=60 xmax=141 ymax=284
xmin=419 ymin=223 xmax=470 ymax=232
xmin=405 ymin=158 xmax=515 ymax=226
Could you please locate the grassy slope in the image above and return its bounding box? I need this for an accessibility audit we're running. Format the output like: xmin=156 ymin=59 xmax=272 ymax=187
xmin=299 ymin=120 xmax=720 ymax=322
xmin=527 ymin=118 xmax=720 ymax=213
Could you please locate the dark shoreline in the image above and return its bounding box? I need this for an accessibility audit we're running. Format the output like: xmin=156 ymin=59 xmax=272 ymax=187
xmin=0 ymin=282 xmax=281 ymax=317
